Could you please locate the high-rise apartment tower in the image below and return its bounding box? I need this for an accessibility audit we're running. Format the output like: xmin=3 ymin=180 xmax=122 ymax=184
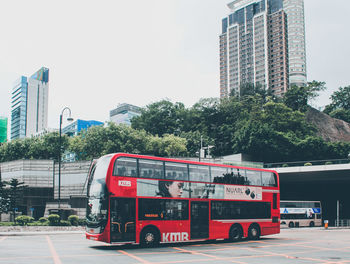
xmin=220 ymin=0 xmax=306 ymax=98
xmin=11 ymin=67 xmax=49 ymax=140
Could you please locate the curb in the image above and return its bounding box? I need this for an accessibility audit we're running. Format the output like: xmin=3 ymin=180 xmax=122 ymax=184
xmin=0 ymin=231 xmax=85 ymax=236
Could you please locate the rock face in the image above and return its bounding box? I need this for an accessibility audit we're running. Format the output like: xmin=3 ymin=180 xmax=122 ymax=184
xmin=306 ymin=107 xmax=350 ymax=142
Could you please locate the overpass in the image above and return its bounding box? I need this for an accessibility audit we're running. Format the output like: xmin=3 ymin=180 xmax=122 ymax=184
xmin=273 ymin=163 xmax=350 ymax=225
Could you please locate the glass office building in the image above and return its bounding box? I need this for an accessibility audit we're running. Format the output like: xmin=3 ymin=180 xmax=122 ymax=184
xmin=110 ymin=103 xmax=141 ymax=126
xmin=62 ymin=119 xmax=104 ymax=136
xmin=11 ymin=67 xmax=49 ymax=140
xmin=11 ymin=76 xmax=28 ymax=139
xmin=0 ymin=117 xmax=8 ymax=143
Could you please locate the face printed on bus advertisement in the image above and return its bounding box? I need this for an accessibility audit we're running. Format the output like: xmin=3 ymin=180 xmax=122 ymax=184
xmin=158 ymin=181 xmax=184 ymax=197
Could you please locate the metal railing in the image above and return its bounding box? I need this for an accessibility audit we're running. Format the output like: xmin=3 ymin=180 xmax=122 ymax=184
xmin=264 ymin=159 xmax=350 ymax=168
xmin=335 ymin=219 xmax=350 ymax=227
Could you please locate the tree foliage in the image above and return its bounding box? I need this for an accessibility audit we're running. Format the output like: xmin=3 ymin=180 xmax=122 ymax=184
xmin=0 ymin=133 xmax=69 ymax=162
xmin=283 ymin=81 xmax=326 ymax=112
xmin=1 ymin=81 xmax=349 ymax=164
xmin=128 ymin=82 xmax=350 ymax=162
xmin=0 ymin=179 xmax=10 ymax=214
xmin=0 ymin=179 xmax=28 ymax=222
xmin=324 ymin=85 xmax=350 ymax=123
xmin=68 ymin=123 xmax=188 ymax=160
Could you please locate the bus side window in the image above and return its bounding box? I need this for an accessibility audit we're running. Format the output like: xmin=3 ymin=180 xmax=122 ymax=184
xmin=189 ymin=165 xmax=210 ymax=183
xmin=113 ymin=157 xmax=137 ymax=177
xmin=246 ymin=170 xmax=261 ymax=186
xmin=211 ymin=166 xmax=228 ymax=183
xmin=262 ymin=171 xmax=277 ymax=187
xmin=138 ymin=159 xmax=164 ymax=179
xmin=165 ymin=162 xmax=188 ymax=181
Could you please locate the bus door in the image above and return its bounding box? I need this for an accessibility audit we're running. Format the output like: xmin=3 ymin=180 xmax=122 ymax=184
xmin=190 ymin=201 xmax=209 ymax=239
xmin=110 ymin=198 xmax=136 ymax=243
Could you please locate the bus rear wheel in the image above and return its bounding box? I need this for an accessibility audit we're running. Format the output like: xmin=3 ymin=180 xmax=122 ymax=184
xmin=248 ymin=224 xmax=260 ymax=240
xmin=309 ymin=221 xmax=315 ymax=227
xmin=140 ymin=227 xmax=160 ymax=247
xmin=229 ymin=224 xmax=243 ymax=242
xmin=288 ymin=222 xmax=294 ymax=228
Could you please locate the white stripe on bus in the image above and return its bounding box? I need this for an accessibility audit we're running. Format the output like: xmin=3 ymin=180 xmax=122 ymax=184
xmin=262 ymin=189 xmax=280 ymax=193
xmin=213 ymin=219 xmax=277 ymax=223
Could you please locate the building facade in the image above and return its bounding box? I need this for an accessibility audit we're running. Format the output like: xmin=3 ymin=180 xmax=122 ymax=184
xmin=62 ymin=119 xmax=103 ymax=136
xmin=110 ymin=103 xmax=141 ymax=126
xmin=0 ymin=117 xmax=7 ymax=143
xmin=282 ymin=0 xmax=307 ymax=86
xmin=0 ymin=159 xmax=90 ymax=219
xmin=62 ymin=119 xmax=103 ymax=161
xmin=11 ymin=76 xmax=28 ymax=140
xmin=10 ymin=67 xmax=49 ymax=140
xmin=220 ymin=0 xmax=306 ymax=98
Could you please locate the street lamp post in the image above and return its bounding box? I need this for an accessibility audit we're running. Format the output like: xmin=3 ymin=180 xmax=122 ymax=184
xmin=58 ymin=107 xmax=73 ymax=209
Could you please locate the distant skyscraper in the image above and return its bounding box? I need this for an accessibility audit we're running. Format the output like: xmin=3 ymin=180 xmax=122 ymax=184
xmin=0 ymin=117 xmax=8 ymax=143
xmin=11 ymin=67 xmax=49 ymax=140
xmin=11 ymin=76 xmax=28 ymax=140
xmin=220 ymin=0 xmax=306 ymax=98
xmin=283 ymin=0 xmax=307 ymax=86
xmin=110 ymin=103 xmax=141 ymax=126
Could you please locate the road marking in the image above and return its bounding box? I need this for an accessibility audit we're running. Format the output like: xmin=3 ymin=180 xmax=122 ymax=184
xmin=46 ymin=235 xmax=62 ymax=264
xmin=246 ymin=247 xmax=344 ymax=264
xmin=0 ymin=236 xmax=7 ymax=242
xmin=119 ymin=250 xmax=152 ymax=264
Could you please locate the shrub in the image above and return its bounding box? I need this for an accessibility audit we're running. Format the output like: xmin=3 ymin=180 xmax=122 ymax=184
xmin=68 ymin=215 xmax=79 ymax=226
xmin=39 ymin=217 xmax=48 ymax=223
xmin=325 ymin=161 xmax=333 ymax=165
xmin=15 ymin=215 xmax=34 ymax=226
xmin=304 ymin=162 xmax=312 ymax=166
xmin=60 ymin=220 xmax=71 ymax=226
xmin=78 ymin=218 xmax=87 ymax=226
xmin=0 ymin=222 xmax=14 ymax=226
xmin=282 ymin=164 xmax=289 ymax=167
xmin=28 ymin=221 xmax=47 ymax=226
xmin=48 ymin=214 xmax=61 ymax=226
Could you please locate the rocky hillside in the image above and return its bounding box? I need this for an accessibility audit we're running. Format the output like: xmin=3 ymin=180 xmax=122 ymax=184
xmin=306 ymin=107 xmax=350 ymax=142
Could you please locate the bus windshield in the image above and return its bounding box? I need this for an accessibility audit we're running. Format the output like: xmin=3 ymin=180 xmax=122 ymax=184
xmin=86 ymin=156 xmax=112 ymax=232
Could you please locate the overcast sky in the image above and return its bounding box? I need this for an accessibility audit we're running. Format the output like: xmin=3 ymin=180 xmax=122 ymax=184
xmin=0 ymin=0 xmax=349 ymax=129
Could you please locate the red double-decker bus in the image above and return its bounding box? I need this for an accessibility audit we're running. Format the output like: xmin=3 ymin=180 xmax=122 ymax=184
xmin=85 ymin=153 xmax=280 ymax=246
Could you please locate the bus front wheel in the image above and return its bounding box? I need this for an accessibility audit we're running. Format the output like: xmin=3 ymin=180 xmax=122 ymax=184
xmin=248 ymin=224 xmax=260 ymax=240
xmin=288 ymin=222 xmax=294 ymax=228
xmin=229 ymin=224 xmax=243 ymax=242
xmin=140 ymin=227 xmax=160 ymax=247
xmin=309 ymin=221 xmax=315 ymax=227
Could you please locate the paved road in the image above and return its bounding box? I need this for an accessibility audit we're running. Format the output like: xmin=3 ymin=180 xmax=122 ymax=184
xmin=0 ymin=228 xmax=349 ymax=264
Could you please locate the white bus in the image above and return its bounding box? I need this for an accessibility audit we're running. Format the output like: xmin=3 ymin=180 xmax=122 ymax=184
xmin=280 ymin=200 xmax=322 ymax=228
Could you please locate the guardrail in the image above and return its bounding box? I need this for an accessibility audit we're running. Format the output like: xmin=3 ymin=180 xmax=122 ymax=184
xmin=264 ymin=159 xmax=350 ymax=168
xmin=335 ymin=219 xmax=350 ymax=227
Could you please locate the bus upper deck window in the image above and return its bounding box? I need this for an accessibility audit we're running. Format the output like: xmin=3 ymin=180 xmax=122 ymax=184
xmin=113 ymin=157 xmax=138 ymax=177
xmin=261 ymin=172 xmax=277 ymax=187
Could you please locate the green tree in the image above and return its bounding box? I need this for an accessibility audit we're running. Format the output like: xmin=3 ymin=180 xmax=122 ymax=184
xmin=7 ymin=179 xmax=27 ymax=223
xmin=0 ymin=132 xmax=68 ymax=162
xmin=68 ymin=122 xmax=188 ymax=160
xmin=326 ymin=109 xmax=350 ymax=123
xmin=0 ymin=179 xmax=10 ymax=215
xmin=325 ymin=85 xmax=350 ymax=112
xmin=161 ymin=134 xmax=187 ymax=157
xmin=284 ymin=81 xmax=326 ymax=112
xmin=131 ymin=100 xmax=188 ymax=136
xmin=324 ymin=85 xmax=350 ymax=123
xmin=232 ymin=100 xmax=316 ymax=162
